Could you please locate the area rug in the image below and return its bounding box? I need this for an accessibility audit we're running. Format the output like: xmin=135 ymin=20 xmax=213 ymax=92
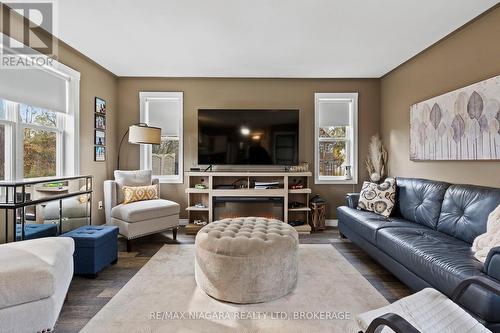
xmin=82 ymin=244 xmax=388 ymax=333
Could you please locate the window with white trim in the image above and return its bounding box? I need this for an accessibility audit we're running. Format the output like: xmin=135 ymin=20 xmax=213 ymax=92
xmin=140 ymin=92 xmax=183 ymax=184
xmin=314 ymin=93 xmax=358 ymax=184
xmin=0 ymin=57 xmax=80 ymax=180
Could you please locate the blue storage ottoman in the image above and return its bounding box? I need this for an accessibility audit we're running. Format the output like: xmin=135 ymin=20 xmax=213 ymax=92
xmin=61 ymin=225 xmax=118 ymax=277
xmin=16 ymin=223 xmax=58 ymax=240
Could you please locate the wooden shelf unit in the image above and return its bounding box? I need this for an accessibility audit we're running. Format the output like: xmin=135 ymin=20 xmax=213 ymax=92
xmin=185 ymin=171 xmax=312 ymax=234
xmin=288 ymin=207 xmax=311 ymax=212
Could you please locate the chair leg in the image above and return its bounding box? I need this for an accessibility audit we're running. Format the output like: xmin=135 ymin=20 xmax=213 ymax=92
xmin=126 ymin=239 xmax=132 ymax=252
xmin=172 ymin=227 xmax=178 ymax=240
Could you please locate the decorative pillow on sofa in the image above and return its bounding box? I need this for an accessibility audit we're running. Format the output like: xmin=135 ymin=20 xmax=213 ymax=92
xmin=122 ymin=184 xmax=159 ymax=204
xmin=357 ymin=178 xmax=396 ymax=217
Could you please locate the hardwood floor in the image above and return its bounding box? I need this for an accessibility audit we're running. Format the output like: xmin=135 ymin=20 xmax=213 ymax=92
xmin=55 ymin=226 xmax=411 ymax=332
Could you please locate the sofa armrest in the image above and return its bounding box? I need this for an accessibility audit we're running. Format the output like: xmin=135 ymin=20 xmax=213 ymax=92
xmin=103 ymin=180 xmax=117 ymax=224
xmin=484 ymin=247 xmax=500 ymax=282
xmin=365 ymin=313 xmax=420 ymax=333
xmin=452 ymin=275 xmax=500 ymax=303
xmin=346 ymin=193 xmax=360 ymax=209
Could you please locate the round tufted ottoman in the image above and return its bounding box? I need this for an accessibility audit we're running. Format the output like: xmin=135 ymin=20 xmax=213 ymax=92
xmin=195 ymin=217 xmax=299 ymax=304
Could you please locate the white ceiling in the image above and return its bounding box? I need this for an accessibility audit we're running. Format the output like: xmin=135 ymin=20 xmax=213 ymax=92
xmin=54 ymin=0 xmax=499 ymax=78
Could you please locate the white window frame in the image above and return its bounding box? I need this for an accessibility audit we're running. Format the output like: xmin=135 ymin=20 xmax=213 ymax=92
xmin=0 ymin=102 xmax=16 ymax=180
xmin=314 ymin=92 xmax=358 ymax=185
xmin=0 ymin=35 xmax=80 ymax=179
xmin=139 ymin=92 xmax=184 ymax=184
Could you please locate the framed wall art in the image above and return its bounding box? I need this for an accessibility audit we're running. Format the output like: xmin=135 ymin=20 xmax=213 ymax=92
xmin=95 ymin=114 xmax=106 ymax=130
xmin=95 ymin=130 xmax=106 ymax=146
xmin=410 ymin=74 xmax=500 ymax=161
xmin=95 ymin=97 xmax=106 ymax=114
xmin=94 ymin=97 xmax=107 ymax=161
xmin=95 ymin=146 xmax=106 ymax=162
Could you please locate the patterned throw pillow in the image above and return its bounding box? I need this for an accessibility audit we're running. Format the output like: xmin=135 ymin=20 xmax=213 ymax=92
xmin=122 ymin=184 xmax=159 ymax=204
xmin=357 ymin=178 xmax=396 ymax=217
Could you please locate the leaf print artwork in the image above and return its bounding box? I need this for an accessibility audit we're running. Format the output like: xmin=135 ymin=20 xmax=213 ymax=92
xmin=410 ymin=75 xmax=500 ymax=160
xmin=430 ymin=103 xmax=442 ymax=129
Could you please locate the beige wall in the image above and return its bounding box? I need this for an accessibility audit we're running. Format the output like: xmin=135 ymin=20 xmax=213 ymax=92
xmin=117 ymin=78 xmax=380 ymax=218
xmin=381 ymin=6 xmax=500 ymax=188
xmin=1 ymin=4 xmax=118 ymax=224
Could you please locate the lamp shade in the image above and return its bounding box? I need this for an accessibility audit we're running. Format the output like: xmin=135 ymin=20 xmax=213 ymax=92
xmin=128 ymin=124 xmax=161 ymax=144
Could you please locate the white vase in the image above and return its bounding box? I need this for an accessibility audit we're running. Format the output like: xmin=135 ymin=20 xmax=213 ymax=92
xmin=370 ymin=172 xmax=381 ymax=182
xmin=345 ymin=166 xmax=352 ymax=180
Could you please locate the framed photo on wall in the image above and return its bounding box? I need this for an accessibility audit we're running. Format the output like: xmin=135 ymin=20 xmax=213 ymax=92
xmin=95 ymin=130 xmax=106 ymax=146
xmin=95 ymin=114 xmax=106 ymax=130
xmin=95 ymin=146 xmax=106 ymax=161
xmin=95 ymin=97 xmax=106 ymax=114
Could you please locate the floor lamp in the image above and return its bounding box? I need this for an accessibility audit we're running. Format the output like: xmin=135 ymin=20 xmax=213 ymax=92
xmin=117 ymin=123 xmax=161 ymax=170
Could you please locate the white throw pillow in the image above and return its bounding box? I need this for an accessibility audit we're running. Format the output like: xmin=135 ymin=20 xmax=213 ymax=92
xmin=357 ymin=178 xmax=396 ymax=217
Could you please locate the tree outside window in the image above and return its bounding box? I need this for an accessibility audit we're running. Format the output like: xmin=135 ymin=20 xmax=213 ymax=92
xmin=20 ymin=105 xmax=58 ymax=178
xmin=23 ymin=128 xmax=56 ymax=178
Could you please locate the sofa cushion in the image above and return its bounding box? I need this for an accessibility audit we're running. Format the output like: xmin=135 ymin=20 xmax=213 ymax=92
xmin=437 ymin=184 xmax=500 ymax=244
xmin=337 ymin=206 xmax=424 ymax=244
xmin=376 ymin=227 xmax=483 ymax=296
xmin=0 ymin=237 xmax=74 ymax=309
xmin=395 ymin=177 xmax=450 ymax=229
xmin=111 ymin=199 xmax=180 ymax=223
xmin=114 ymin=170 xmax=152 ymax=204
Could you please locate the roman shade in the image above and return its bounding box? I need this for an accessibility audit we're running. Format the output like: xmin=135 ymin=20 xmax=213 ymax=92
xmin=0 ymin=67 xmax=67 ymax=113
xmin=145 ymin=98 xmax=181 ymax=136
xmin=317 ymin=99 xmax=351 ymax=127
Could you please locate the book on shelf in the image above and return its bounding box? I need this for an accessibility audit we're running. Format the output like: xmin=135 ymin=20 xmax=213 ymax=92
xmin=254 ymin=185 xmax=278 ymax=189
xmin=254 ymin=181 xmax=279 ymax=186
xmin=254 ymin=181 xmax=279 ymax=189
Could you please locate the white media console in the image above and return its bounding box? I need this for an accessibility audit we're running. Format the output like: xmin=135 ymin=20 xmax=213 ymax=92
xmin=185 ymin=171 xmax=312 ymax=234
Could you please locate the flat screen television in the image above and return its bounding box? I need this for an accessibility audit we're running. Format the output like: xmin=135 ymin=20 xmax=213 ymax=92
xmin=198 ymin=109 xmax=299 ymax=165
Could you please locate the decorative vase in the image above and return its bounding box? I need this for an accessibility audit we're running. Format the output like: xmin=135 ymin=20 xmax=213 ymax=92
xmin=370 ymin=172 xmax=381 ymax=183
xmin=345 ymin=166 xmax=352 ymax=180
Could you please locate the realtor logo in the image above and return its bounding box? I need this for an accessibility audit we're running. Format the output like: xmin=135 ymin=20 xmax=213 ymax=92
xmin=1 ymin=1 xmax=57 ymax=68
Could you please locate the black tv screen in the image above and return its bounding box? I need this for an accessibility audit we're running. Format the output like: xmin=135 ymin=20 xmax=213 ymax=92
xmin=198 ymin=109 xmax=299 ymax=165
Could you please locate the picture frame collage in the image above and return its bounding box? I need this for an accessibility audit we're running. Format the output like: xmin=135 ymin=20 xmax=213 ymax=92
xmin=94 ymin=97 xmax=106 ymax=161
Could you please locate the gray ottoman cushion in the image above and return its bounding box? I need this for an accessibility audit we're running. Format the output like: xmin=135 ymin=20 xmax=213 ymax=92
xmin=195 ymin=217 xmax=299 ymax=304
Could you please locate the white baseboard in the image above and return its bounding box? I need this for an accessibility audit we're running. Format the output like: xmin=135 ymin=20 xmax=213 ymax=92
xmin=179 ymin=218 xmax=338 ymax=227
xmin=325 ymin=219 xmax=338 ymax=227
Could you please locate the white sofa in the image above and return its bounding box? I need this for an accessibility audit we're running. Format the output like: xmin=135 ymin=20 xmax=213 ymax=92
xmin=104 ymin=170 xmax=180 ymax=251
xmin=0 ymin=237 xmax=74 ymax=333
